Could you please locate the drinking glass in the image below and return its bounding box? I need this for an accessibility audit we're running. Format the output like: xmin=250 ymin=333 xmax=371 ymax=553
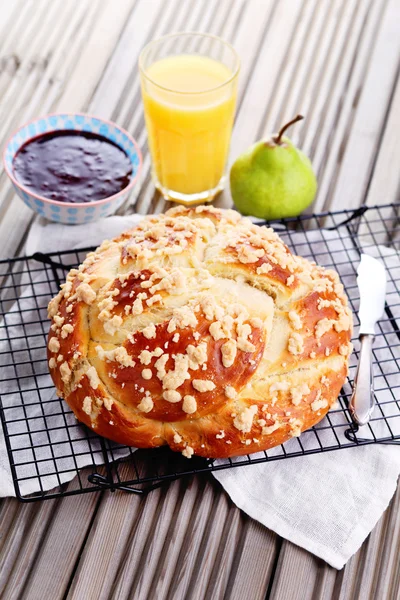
xmin=139 ymin=32 xmax=240 ymax=205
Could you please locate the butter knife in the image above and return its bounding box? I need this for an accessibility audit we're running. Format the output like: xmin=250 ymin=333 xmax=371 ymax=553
xmin=349 ymin=254 xmax=387 ymax=426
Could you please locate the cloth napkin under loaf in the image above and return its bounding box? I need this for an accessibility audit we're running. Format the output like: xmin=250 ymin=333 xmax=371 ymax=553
xmin=0 ymin=213 xmax=398 ymax=570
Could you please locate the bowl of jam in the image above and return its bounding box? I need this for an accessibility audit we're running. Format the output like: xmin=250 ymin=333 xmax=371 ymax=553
xmin=3 ymin=113 xmax=142 ymax=224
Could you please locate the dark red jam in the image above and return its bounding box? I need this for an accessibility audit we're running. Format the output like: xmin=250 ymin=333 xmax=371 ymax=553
xmin=12 ymin=130 xmax=132 ymax=203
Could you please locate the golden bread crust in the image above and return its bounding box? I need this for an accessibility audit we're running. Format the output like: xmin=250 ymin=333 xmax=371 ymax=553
xmin=47 ymin=206 xmax=353 ymax=458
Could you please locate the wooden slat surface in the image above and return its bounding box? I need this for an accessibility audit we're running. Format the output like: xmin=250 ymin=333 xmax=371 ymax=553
xmin=0 ymin=1 xmax=399 ymax=599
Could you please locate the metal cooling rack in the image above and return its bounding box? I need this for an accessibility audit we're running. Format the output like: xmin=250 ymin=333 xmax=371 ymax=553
xmin=1 ymin=203 xmax=399 ymax=502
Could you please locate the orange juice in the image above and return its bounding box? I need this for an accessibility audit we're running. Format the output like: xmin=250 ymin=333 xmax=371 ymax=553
xmin=141 ymin=53 xmax=238 ymax=201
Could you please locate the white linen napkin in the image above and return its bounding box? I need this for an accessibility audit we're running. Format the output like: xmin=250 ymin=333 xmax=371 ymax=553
xmin=1 ymin=214 xmax=399 ymax=570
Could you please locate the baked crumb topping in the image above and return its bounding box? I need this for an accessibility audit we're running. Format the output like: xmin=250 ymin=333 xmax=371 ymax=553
xmin=187 ymin=342 xmax=208 ymax=370
xmin=291 ymin=383 xmax=310 ymax=406
xmin=288 ymin=310 xmax=302 ymax=330
xmin=163 ymin=390 xmax=182 ymax=403
xmin=60 ymin=323 xmax=74 ymax=339
xmin=82 ymin=396 xmax=92 ymax=415
xmin=262 ymin=422 xmax=280 ymax=435
xmin=76 ymin=283 xmax=96 ymax=305
xmin=48 ymin=337 xmax=60 ymax=353
xmin=182 ymin=395 xmax=197 ymax=414
xmin=60 ymin=361 xmax=71 ymax=384
xmin=141 ymin=368 xmax=152 ymax=380
xmin=256 ymin=263 xmax=273 ymax=275
xmin=142 ymin=323 xmax=156 ymax=339
xmin=288 ymin=332 xmax=304 ymax=355
xmin=221 ymin=339 xmax=237 ymax=368
xmin=182 ymin=445 xmax=194 ymax=458
xmin=96 ymin=345 xmax=136 ymax=368
xmin=311 ymin=398 xmax=328 ymax=412
xmin=225 ymin=386 xmax=237 ymax=399
xmin=138 ymin=396 xmax=154 ymax=412
xmin=233 ymin=405 xmax=258 ymax=433
xmin=192 ymin=379 xmax=215 ymax=393
xmin=86 ymin=366 xmax=100 ymax=390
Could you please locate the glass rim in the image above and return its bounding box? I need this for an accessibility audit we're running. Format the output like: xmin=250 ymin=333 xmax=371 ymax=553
xmin=139 ymin=32 xmax=240 ymax=95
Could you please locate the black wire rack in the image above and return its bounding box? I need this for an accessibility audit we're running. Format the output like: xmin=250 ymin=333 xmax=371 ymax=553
xmin=1 ymin=203 xmax=399 ymax=502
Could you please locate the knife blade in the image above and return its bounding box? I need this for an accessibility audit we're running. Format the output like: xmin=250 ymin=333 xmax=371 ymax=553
xmin=349 ymin=254 xmax=387 ymax=426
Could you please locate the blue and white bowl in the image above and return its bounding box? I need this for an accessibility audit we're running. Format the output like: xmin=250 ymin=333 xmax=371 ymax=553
xmin=3 ymin=113 xmax=142 ymax=224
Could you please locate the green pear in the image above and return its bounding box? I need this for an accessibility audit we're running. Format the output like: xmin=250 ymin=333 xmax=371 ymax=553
xmin=230 ymin=115 xmax=317 ymax=219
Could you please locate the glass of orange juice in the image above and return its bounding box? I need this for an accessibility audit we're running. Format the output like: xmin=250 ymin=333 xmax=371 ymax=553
xmin=139 ymin=32 xmax=240 ymax=205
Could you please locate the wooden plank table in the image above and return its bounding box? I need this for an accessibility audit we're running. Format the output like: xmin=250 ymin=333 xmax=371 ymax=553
xmin=0 ymin=1 xmax=399 ymax=598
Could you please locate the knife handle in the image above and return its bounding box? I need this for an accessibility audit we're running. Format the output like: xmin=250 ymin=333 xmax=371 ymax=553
xmin=349 ymin=334 xmax=375 ymax=426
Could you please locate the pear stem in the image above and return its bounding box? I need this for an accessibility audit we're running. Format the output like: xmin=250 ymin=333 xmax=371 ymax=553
xmin=274 ymin=114 xmax=304 ymax=144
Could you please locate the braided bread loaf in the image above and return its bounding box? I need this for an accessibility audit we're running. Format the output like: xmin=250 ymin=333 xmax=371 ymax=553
xmin=47 ymin=206 xmax=353 ymax=458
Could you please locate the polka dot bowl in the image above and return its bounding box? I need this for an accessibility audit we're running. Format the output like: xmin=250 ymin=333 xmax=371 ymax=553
xmin=3 ymin=113 xmax=142 ymax=224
